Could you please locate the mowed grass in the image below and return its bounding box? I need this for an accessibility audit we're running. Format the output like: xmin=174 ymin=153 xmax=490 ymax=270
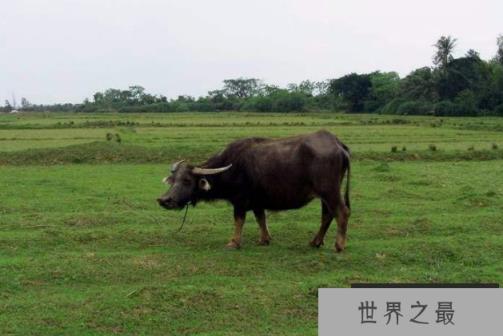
xmin=0 ymin=112 xmax=503 ymax=335
xmin=2 ymin=114 xmax=503 ymax=154
xmin=1 ymin=161 xmax=502 ymax=335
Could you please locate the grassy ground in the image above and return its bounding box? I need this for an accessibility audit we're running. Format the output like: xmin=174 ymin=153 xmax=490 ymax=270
xmin=2 ymin=113 xmax=503 ymax=153
xmin=0 ymin=112 xmax=502 ymax=335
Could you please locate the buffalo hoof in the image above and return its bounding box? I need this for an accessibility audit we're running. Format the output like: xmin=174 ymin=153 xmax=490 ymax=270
xmin=258 ymin=238 xmax=271 ymax=246
xmin=309 ymin=239 xmax=324 ymax=248
xmin=335 ymin=236 xmax=346 ymax=252
xmin=225 ymin=240 xmax=241 ymax=249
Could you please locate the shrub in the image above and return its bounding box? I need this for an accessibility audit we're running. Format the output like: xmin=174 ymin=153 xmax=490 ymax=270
xmin=434 ymin=100 xmax=478 ymax=116
xmin=428 ymin=144 xmax=437 ymax=151
xmin=379 ymin=98 xmax=407 ymax=114
xmin=391 ymin=146 xmax=398 ymax=153
xmin=242 ymin=96 xmax=273 ymax=112
xmin=242 ymin=92 xmax=306 ymax=113
xmin=396 ymin=100 xmax=433 ymax=115
xmin=492 ymin=143 xmax=499 ymax=150
xmin=402 ymin=146 xmax=407 ymax=152
xmin=363 ymin=99 xmax=381 ymax=113
xmin=454 ymin=90 xmax=479 ymax=116
xmin=434 ymin=102 xmax=448 ymax=115
xmin=189 ymin=102 xmax=214 ymax=112
xmin=271 ymin=92 xmax=306 ymax=112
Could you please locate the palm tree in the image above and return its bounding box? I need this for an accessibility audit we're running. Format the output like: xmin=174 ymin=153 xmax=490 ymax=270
xmin=433 ymin=35 xmax=457 ymax=68
xmin=465 ymin=49 xmax=480 ymax=59
xmin=496 ymin=34 xmax=503 ymax=65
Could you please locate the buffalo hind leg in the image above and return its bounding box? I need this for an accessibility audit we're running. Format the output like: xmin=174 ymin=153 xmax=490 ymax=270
xmin=335 ymin=200 xmax=350 ymax=252
xmin=226 ymin=208 xmax=246 ymax=249
xmin=253 ymin=209 xmax=271 ymax=245
xmin=310 ymin=201 xmax=334 ymax=248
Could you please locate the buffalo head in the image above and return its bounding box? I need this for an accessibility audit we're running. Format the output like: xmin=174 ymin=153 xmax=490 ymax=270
xmin=157 ymin=160 xmax=232 ymax=209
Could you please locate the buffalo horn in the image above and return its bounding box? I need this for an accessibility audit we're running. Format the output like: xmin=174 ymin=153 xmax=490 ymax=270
xmin=192 ymin=164 xmax=232 ymax=175
xmin=171 ymin=160 xmax=185 ymax=173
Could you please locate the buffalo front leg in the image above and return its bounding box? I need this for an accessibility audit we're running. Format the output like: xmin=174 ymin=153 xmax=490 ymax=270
xmin=253 ymin=209 xmax=271 ymax=245
xmin=310 ymin=200 xmax=334 ymax=248
xmin=226 ymin=208 xmax=246 ymax=249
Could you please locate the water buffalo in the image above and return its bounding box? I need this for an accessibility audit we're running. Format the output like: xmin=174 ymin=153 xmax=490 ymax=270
xmin=157 ymin=130 xmax=351 ymax=251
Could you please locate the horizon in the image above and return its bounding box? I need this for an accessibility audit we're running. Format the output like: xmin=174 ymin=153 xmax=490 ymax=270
xmin=2 ymin=0 xmax=502 ymax=105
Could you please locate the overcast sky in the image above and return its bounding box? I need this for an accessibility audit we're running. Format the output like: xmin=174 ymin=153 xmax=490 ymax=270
xmin=1 ymin=0 xmax=502 ymax=105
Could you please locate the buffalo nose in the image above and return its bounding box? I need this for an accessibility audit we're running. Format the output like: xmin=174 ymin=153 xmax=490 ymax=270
xmin=157 ymin=197 xmax=172 ymax=205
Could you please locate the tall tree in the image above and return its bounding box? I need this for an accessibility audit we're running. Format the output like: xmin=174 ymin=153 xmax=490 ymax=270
xmin=313 ymin=81 xmax=329 ymax=96
xmin=433 ymin=35 xmax=457 ymax=68
xmin=4 ymin=100 xmax=12 ymax=112
xmin=436 ymin=56 xmax=486 ymax=100
xmin=465 ymin=49 xmax=480 ymax=59
xmin=399 ymin=67 xmax=438 ymax=101
xmin=21 ymin=97 xmax=31 ymax=109
xmin=286 ymin=80 xmax=315 ymax=96
xmin=222 ymin=78 xmax=262 ymax=99
xmin=329 ymin=73 xmax=372 ymax=112
xmin=496 ymin=34 xmax=503 ymax=65
xmin=298 ymin=80 xmax=316 ymax=96
xmin=129 ymin=85 xmax=145 ymax=103
xmin=365 ymin=71 xmax=400 ymax=111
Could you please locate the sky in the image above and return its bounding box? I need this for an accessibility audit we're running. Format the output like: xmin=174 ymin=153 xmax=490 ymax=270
xmin=1 ymin=0 xmax=502 ymax=105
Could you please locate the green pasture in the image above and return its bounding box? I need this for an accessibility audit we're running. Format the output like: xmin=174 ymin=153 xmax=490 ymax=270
xmin=0 ymin=112 xmax=502 ymax=335
xmin=2 ymin=113 xmax=503 ymax=155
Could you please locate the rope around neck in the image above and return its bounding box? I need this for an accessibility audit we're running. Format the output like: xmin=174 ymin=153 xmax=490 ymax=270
xmin=175 ymin=203 xmax=190 ymax=232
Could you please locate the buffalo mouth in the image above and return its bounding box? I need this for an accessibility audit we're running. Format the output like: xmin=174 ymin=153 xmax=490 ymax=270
xmin=157 ymin=198 xmax=187 ymax=210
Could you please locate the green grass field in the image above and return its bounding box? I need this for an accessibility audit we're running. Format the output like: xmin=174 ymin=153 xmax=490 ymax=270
xmin=1 ymin=112 xmax=502 ymax=335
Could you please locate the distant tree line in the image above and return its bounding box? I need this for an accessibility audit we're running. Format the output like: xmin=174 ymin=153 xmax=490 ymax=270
xmin=3 ymin=35 xmax=503 ymax=116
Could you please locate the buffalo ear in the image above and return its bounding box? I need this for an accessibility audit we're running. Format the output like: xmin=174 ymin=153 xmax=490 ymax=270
xmin=198 ymin=178 xmax=211 ymax=191
xmin=162 ymin=176 xmax=174 ymax=185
